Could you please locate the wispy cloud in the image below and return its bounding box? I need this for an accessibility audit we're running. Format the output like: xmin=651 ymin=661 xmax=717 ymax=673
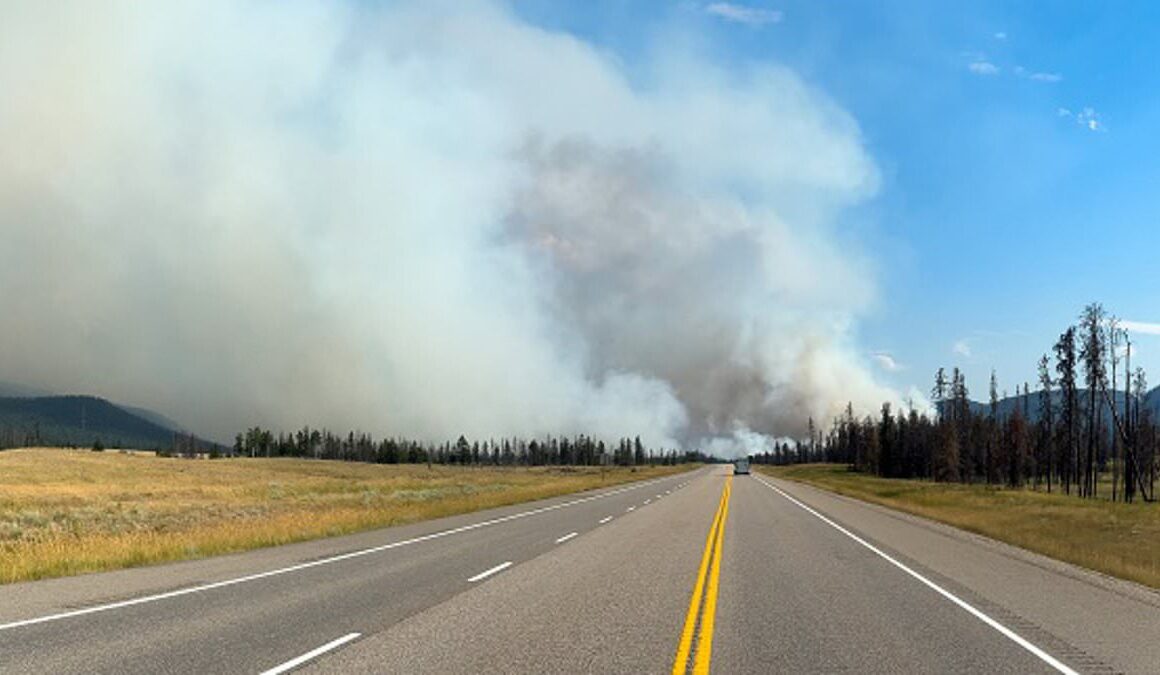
xmin=1059 ymin=106 xmax=1105 ymax=132
xmin=871 ymin=351 xmax=903 ymax=372
xmin=1078 ymin=107 xmax=1104 ymax=131
xmin=705 ymin=2 xmax=783 ymax=26
xmin=968 ymin=61 xmax=999 ymax=76
xmin=1123 ymin=320 xmax=1160 ymax=336
xmin=1015 ymin=66 xmax=1063 ymax=83
xmin=1029 ymin=72 xmax=1062 ymax=83
xmin=953 ymin=339 xmax=973 ymax=358
xmin=993 ymin=32 xmax=1007 ymax=40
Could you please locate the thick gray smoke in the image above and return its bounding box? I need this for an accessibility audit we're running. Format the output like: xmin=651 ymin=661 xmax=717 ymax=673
xmin=0 ymin=1 xmax=899 ymax=450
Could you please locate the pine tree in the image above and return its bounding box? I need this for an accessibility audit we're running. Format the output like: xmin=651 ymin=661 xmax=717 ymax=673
xmin=1055 ymin=327 xmax=1078 ymax=495
xmin=1037 ymin=355 xmax=1055 ymax=491
xmin=1079 ymin=303 xmax=1107 ymax=498
xmin=932 ymin=367 xmax=948 ymax=419
xmin=988 ymin=369 xmax=1000 ymax=484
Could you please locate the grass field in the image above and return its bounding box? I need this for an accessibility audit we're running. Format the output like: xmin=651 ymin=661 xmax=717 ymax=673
xmin=0 ymin=447 xmax=693 ymax=584
xmin=761 ymin=464 xmax=1160 ymax=589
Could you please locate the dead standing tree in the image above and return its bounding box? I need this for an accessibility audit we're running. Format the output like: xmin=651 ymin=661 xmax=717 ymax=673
xmin=1079 ymin=303 xmax=1108 ymax=498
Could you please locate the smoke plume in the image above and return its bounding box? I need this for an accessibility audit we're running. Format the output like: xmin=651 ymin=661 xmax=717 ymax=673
xmin=0 ymin=1 xmax=899 ymax=450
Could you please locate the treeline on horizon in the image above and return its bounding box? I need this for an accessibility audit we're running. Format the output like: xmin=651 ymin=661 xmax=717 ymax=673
xmin=755 ymin=302 xmax=1158 ymax=503
xmin=0 ymin=426 xmax=210 ymax=453
xmin=229 ymin=427 xmax=706 ymax=467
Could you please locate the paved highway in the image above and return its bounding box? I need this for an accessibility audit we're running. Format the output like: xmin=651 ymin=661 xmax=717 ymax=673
xmin=1 ymin=466 xmax=1157 ymax=673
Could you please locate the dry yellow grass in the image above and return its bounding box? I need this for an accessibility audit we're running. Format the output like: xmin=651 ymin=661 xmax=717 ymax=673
xmin=0 ymin=447 xmax=693 ymax=584
xmin=762 ymin=464 xmax=1160 ymax=589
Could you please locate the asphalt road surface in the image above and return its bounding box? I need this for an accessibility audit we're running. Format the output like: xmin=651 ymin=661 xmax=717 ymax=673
xmin=2 ymin=465 xmax=1158 ymax=674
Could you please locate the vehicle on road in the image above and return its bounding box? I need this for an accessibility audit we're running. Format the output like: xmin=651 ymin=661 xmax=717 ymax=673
xmin=733 ymin=458 xmax=750 ymax=475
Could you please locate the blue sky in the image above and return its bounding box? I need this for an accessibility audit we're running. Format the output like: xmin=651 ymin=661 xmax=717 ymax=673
xmin=513 ymin=0 xmax=1160 ymax=400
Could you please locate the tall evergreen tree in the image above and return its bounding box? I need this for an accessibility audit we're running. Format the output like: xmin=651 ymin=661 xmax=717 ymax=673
xmin=1037 ymin=354 xmax=1055 ymax=492
xmin=1079 ymin=303 xmax=1108 ymax=498
xmin=1055 ymin=327 xmax=1078 ymax=495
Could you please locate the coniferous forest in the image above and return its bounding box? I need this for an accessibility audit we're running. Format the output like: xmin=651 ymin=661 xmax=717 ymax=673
xmin=230 ymin=427 xmax=706 ymax=467
xmin=754 ymin=302 xmax=1158 ymax=503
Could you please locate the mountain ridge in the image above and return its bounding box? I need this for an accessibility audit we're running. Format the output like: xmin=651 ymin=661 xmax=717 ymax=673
xmin=952 ymin=385 xmax=1160 ymax=424
xmin=0 ymin=395 xmax=193 ymax=450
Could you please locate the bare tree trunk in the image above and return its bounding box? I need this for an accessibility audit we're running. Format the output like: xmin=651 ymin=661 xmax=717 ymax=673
xmin=1111 ymin=331 xmax=1119 ymax=502
xmin=1124 ymin=341 xmax=1132 ymax=502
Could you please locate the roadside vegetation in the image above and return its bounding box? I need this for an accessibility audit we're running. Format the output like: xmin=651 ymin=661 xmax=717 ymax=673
xmin=763 ymin=463 xmax=1160 ymax=589
xmin=0 ymin=447 xmax=693 ymax=584
xmin=757 ymin=302 xmax=1158 ymax=506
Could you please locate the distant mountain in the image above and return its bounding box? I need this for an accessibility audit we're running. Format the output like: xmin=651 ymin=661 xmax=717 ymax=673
xmin=118 ymin=404 xmax=185 ymax=433
xmin=961 ymin=385 xmax=1160 ymax=425
xmin=0 ymin=378 xmax=188 ymax=431
xmin=0 ymin=395 xmax=183 ymax=450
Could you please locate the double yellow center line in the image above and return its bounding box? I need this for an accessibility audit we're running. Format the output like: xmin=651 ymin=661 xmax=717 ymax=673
xmin=672 ymin=474 xmax=732 ymax=675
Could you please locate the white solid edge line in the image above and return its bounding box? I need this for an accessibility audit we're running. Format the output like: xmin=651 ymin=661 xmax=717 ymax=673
xmin=260 ymin=632 xmax=361 ymax=675
xmin=468 ymin=561 xmax=513 ymax=582
xmin=598 ymin=516 xmax=613 ymax=524
xmin=752 ymin=475 xmax=1078 ymax=675
xmin=0 ymin=473 xmax=685 ymax=632
xmin=555 ymin=532 xmax=578 ymax=544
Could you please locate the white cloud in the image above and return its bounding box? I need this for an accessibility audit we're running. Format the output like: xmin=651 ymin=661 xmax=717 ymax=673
xmin=953 ymin=340 xmax=973 ymax=358
xmin=1058 ymin=106 xmax=1106 ymax=132
xmin=1123 ymin=321 xmax=1160 ymax=336
xmin=1076 ymin=107 xmax=1105 ymax=132
xmin=994 ymin=32 xmax=1007 ymax=40
xmin=1016 ymin=66 xmax=1063 ymax=83
xmin=705 ymin=2 xmax=783 ymax=26
xmin=871 ymin=351 xmax=902 ymax=372
xmin=968 ymin=61 xmax=999 ymax=76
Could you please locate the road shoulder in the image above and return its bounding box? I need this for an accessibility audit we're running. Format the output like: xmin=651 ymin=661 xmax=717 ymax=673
xmin=760 ymin=474 xmax=1160 ymax=675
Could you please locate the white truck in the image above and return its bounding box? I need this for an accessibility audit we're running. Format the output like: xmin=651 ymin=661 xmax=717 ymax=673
xmin=733 ymin=458 xmax=750 ymax=475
